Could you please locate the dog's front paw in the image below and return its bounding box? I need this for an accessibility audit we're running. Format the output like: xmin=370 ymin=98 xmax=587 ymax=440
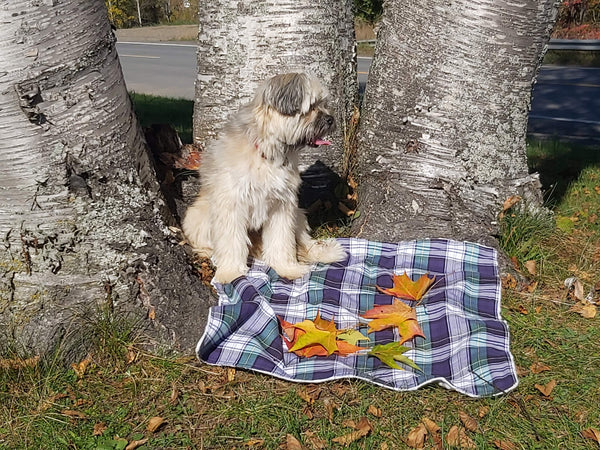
xmin=213 ymin=265 xmax=248 ymax=284
xmin=299 ymin=239 xmax=347 ymax=265
xmin=271 ymin=262 xmax=311 ymax=281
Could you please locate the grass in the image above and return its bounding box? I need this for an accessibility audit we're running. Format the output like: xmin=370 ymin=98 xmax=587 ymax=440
xmin=2 ymin=128 xmax=600 ymax=448
xmin=130 ymin=93 xmax=194 ymax=144
xmin=543 ymin=50 xmax=600 ymax=67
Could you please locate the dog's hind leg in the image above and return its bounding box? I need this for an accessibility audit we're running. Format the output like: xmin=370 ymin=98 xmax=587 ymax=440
xmin=295 ymin=209 xmax=347 ymax=265
xmin=182 ymin=194 xmax=213 ymax=258
xmin=261 ymin=202 xmax=311 ymax=280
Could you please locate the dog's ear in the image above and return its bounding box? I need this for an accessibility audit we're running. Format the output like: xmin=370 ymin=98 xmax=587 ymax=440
xmin=262 ymin=73 xmax=308 ymax=116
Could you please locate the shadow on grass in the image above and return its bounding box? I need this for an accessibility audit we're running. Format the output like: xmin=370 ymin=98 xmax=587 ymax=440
xmin=130 ymin=92 xmax=194 ymax=144
xmin=528 ymin=138 xmax=600 ymax=205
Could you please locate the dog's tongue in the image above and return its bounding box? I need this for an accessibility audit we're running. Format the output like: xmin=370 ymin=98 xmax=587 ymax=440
xmin=314 ymin=139 xmax=331 ymax=146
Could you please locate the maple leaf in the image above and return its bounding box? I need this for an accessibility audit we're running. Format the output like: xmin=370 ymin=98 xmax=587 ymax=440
xmin=291 ymin=319 xmax=337 ymax=355
xmin=361 ymin=299 xmax=425 ymax=343
xmin=337 ymin=329 xmax=370 ymax=345
xmin=377 ymin=272 xmax=435 ymax=302
xmin=278 ymin=313 xmax=367 ymax=358
xmin=313 ymin=310 xmax=337 ymax=333
xmin=336 ymin=340 xmax=366 ymax=356
xmin=369 ymin=342 xmax=421 ymax=371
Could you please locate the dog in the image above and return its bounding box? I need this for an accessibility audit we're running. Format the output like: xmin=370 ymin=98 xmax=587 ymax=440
xmin=182 ymin=73 xmax=347 ymax=284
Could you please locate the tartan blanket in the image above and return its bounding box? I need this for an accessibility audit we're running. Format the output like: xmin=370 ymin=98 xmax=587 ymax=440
xmin=196 ymin=238 xmax=519 ymax=397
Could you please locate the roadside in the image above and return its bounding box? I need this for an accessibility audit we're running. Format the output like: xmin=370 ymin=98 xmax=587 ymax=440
xmin=115 ymin=22 xmax=376 ymax=43
xmin=115 ymin=24 xmax=197 ymax=43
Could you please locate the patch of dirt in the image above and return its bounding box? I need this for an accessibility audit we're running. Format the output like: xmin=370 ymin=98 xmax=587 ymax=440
xmin=115 ymin=24 xmax=197 ymax=43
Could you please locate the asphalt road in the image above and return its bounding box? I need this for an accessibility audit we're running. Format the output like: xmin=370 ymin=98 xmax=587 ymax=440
xmin=117 ymin=41 xmax=600 ymax=142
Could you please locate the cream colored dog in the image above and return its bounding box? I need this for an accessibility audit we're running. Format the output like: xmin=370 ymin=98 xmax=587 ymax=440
xmin=182 ymin=73 xmax=347 ymax=283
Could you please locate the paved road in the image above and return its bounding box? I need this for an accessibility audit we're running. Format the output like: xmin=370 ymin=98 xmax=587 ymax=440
xmin=117 ymin=41 xmax=600 ymax=142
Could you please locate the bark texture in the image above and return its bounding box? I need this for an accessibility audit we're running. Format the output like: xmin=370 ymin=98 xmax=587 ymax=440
xmin=194 ymin=0 xmax=357 ymax=172
xmin=354 ymin=0 xmax=558 ymax=244
xmin=0 ymin=0 xmax=215 ymax=357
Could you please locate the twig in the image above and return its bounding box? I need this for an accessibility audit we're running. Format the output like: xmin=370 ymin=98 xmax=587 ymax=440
xmin=472 ymin=371 xmax=542 ymax=442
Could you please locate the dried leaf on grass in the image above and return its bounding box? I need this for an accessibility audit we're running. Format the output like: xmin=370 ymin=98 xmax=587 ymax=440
xmin=61 ymin=409 xmax=87 ymax=419
xmin=582 ymin=428 xmax=600 ymax=445
xmin=297 ymin=386 xmax=320 ymax=405
xmin=499 ymin=195 xmax=521 ymax=219
xmin=0 ymin=355 xmax=40 ymax=370
xmin=524 ymin=260 xmax=537 ymax=276
xmin=493 ymin=440 xmax=518 ymax=450
xmin=332 ymin=417 xmax=372 ymax=446
xmin=459 ymin=411 xmax=478 ymax=432
xmin=530 ymin=362 xmax=551 ymax=374
xmin=534 ymin=379 xmax=557 ymax=397
xmin=478 ymin=406 xmax=490 ymax=418
xmin=367 ymin=404 xmax=382 ymax=417
xmin=93 ymin=422 xmax=107 ymax=436
xmin=71 ymin=354 xmax=93 ymax=379
xmin=406 ymin=418 xmax=442 ymax=449
xmin=286 ymin=434 xmax=304 ymax=450
xmin=323 ymin=396 xmax=338 ymax=423
xmin=147 ymin=416 xmax=166 ymax=433
xmin=405 ymin=422 xmax=428 ymax=449
xmin=565 ymin=277 xmax=585 ymax=301
xmin=125 ymin=438 xmax=149 ymax=450
xmin=501 ymin=273 xmax=518 ymax=290
xmin=570 ymin=302 xmax=597 ymax=318
xmin=446 ymin=425 xmax=476 ymax=449
xmin=302 ymin=431 xmax=327 ymax=449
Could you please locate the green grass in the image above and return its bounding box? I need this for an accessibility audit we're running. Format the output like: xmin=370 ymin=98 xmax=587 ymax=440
xmin=2 ymin=140 xmax=600 ymax=449
xmin=130 ymin=92 xmax=194 ymax=144
xmin=527 ymin=139 xmax=600 ymax=205
xmin=543 ymin=50 xmax=600 ymax=67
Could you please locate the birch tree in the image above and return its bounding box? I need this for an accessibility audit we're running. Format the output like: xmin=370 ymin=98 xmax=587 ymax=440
xmin=194 ymin=0 xmax=357 ymax=172
xmin=354 ymin=0 xmax=558 ymax=245
xmin=0 ymin=0 xmax=213 ymax=356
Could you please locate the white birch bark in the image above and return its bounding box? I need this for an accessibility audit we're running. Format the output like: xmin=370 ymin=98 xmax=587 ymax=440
xmin=193 ymin=0 xmax=357 ymax=172
xmin=0 ymin=0 xmax=213 ymax=356
xmin=354 ymin=0 xmax=558 ymax=245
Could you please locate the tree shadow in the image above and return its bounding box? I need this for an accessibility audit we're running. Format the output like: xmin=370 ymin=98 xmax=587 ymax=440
xmin=299 ymin=161 xmax=354 ymax=232
xmin=527 ymin=138 xmax=600 ymax=205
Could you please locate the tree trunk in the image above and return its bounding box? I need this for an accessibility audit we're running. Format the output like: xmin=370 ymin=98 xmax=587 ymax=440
xmin=354 ymin=0 xmax=558 ymax=245
xmin=193 ymin=0 xmax=357 ymax=173
xmin=0 ymin=0 xmax=214 ymax=358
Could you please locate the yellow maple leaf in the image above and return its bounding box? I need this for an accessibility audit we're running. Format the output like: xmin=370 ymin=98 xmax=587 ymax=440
xmin=288 ymin=319 xmax=338 ymax=356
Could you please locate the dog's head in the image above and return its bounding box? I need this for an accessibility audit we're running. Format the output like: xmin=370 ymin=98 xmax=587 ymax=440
xmin=252 ymin=73 xmax=335 ymax=148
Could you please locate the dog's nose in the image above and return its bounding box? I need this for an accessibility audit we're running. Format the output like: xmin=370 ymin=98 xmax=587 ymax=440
xmin=325 ymin=115 xmax=334 ymax=126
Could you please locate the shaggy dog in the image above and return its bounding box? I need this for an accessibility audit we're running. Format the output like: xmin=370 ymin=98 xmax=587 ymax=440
xmin=182 ymin=73 xmax=347 ymax=283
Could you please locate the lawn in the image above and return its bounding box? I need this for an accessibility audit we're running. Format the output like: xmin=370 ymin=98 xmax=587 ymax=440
xmin=2 ymin=105 xmax=600 ymax=448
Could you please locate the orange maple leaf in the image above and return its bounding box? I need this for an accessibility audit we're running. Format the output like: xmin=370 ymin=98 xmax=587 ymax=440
xmin=376 ymin=272 xmax=435 ymax=302
xmin=278 ymin=314 xmax=366 ymax=358
xmin=361 ymin=299 xmax=425 ymax=343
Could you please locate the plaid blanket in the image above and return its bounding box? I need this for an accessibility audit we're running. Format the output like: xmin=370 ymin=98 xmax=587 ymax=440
xmin=196 ymin=238 xmax=519 ymax=397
